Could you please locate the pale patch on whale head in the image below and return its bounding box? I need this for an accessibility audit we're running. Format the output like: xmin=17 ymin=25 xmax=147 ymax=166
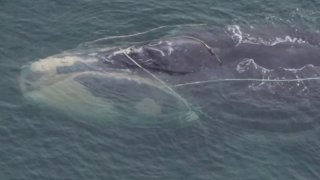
xmin=30 ymin=56 xmax=76 ymax=72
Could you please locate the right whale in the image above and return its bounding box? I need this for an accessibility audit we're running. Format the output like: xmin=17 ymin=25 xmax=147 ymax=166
xmin=19 ymin=26 xmax=320 ymax=130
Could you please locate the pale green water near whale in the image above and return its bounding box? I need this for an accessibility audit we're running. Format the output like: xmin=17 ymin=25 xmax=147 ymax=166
xmin=1 ymin=0 xmax=320 ymax=179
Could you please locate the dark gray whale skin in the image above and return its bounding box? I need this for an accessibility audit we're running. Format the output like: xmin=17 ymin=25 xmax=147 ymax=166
xmin=21 ymin=28 xmax=320 ymax=131
xmin=229 ymin=42 xmax=320 ymax=69
xmin=87 ymin=32 xmax=320 ymax=93
xmin=94 ymin=31 xmax=320 ymax=74
xmin=83 ymin=31 xmax=320 ymax=132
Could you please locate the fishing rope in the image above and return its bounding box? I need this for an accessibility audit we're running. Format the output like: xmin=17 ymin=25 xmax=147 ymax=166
xmin=120 ymin=48 xmax=193 ymax=111
xmin=84 ymin=24 xmax=207 ymax=45
xmin=173 ymin=77 xmax=320 ymax=87
xmin=180 ymin=35 xmax=223 ymax=65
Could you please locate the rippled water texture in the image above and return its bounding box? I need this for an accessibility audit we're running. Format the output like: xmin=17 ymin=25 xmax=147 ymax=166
xmin=1 ymin=0 xmax=320 ymax=179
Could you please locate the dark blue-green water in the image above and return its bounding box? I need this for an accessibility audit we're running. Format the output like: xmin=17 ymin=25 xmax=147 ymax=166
xmin=1 ymin=0 xmax=320 ymax=179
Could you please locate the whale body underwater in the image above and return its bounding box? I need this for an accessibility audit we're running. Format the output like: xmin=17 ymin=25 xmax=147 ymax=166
xmin=20 ymin=27 xmax=320 ymax=130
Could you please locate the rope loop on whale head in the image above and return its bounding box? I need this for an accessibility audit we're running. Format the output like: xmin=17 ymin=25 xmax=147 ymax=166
xmin=180 ymin=35 xmax=223 ymax=66
xmin=119 ymin=48 xmax=193 ymax=111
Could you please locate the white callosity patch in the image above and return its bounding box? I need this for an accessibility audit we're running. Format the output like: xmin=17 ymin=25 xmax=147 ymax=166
xmin=226 ymin=25 xmax=307 ymax=46
xmin=108 ymin=47 xmax=144 ymax=59
xmin=165 ymin=41 xmax=174 ymax=55
xmin=146 ymin=40 xmax=175 ymax=56
xmin=236 ymin=58 xmax=259 ymax=73
xmin=105 ymin=40 xmax=175 ymax=63
xmin=236 ymin=58 xmax=320 ymax=95
xmin=227 ymin=25 xmax=243 ymax=45
xmin=146 ymin=47 xmax=166 ymax=56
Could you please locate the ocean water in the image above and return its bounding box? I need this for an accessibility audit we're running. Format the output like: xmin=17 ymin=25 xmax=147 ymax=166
xmin=1 ymin=0 xmax=320 ymax=179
